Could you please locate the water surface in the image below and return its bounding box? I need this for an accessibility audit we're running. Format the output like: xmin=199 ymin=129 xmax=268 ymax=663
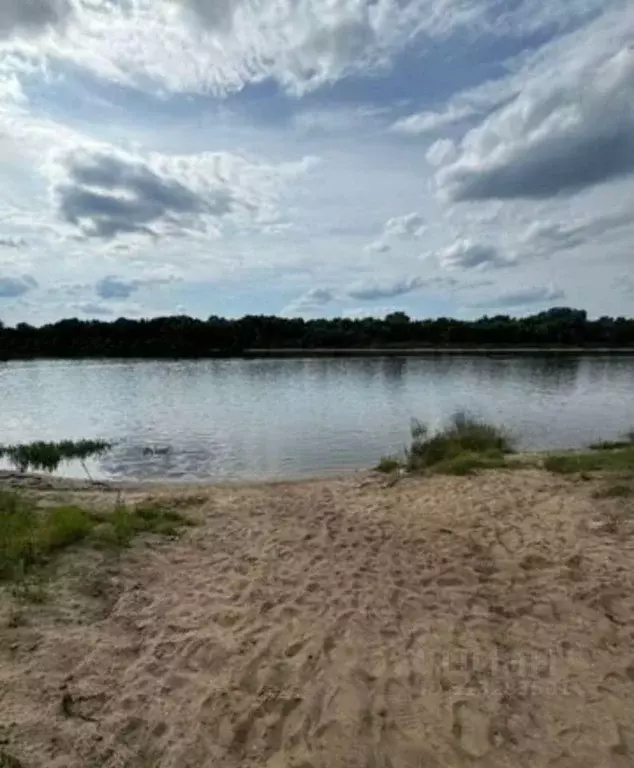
xmin=1 ymin=356 xmax=633 ymax=482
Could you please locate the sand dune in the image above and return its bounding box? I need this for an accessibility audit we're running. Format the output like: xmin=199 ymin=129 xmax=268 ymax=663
xmin=2 ymin=470 xmax=634 ymax=767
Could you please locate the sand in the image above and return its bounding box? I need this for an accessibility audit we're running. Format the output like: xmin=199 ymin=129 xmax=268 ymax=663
xmin=2 ymin=469 xmax=634 ymax=767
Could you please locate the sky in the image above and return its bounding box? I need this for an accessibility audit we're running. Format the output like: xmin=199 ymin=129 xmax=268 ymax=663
xmin=0 ymin=0 xmax=633 ymax=324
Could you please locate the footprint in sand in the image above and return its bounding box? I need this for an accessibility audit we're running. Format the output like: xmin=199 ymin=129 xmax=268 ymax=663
xmin=452 ymin=700 xmax=492 ymax=759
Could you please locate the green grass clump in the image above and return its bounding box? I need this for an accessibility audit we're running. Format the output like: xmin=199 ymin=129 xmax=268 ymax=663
xmin=0 ymin=492 xmax=93 ymax=579
xmin=0 ymin=491 xmax=193 ymax=581
xmin=432 ymin=451 xmax=509 ymax=476
xmin=375 ymin=456 xmax=403 ymax=474
xmin=589 ymin=429 xmax=634 ymax=452
xmin=0 ymin=439 xmax=112 ymax=475
xmin=589 ymin=440 xmax=632 ymax=451
xmin=406 ymin=412 xmax=513 ymax=474
xmin=543 ymin=446 xmax=634 ymax=475
xmin=91 ymin=499 xmax=194 ymax=548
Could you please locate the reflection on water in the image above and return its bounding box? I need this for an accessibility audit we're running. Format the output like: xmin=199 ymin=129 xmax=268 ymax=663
xmin=1 ymin=355 xmax=633 ymax=482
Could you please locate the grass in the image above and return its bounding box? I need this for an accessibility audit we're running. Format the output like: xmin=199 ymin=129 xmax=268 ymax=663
xmin=406 ymin=412 xmax=514 ymax=474
xmin=375 ymin=456 xmax=403 ymax=474
xmin=588 ymin=428 xmax=634 ymax=452
xmin=0 ymin=490 xmax=193 ymax=582
xmin=431 ymin=451 xmax=509 ymax=476
xmin=588 ymin=440 xmax=633 ymax=451
xmin=0 ymin=439 xmax=113 ymax=477
xmin=543 ymin=446 xmax=634 ymax=475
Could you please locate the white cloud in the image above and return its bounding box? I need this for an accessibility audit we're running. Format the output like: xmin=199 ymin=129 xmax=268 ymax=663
xmin=438 ymin=239 xmax=516 ymax=270
xmin=0 ymin=0 xmax=424 ymax=97
xmin=0 ymin=0 xmax=609 ymax=100
xmin=46 ymin=143 xmax=315 ymax=240
xmin=438 ymin=44 xmax=634 ymax=201
xmin=293 ymin=105 xmax=387 ymax=135
xmin=282 ymin=286 xmax=335 ymax=316
xmin=391 ymin=104 xmax=475 ymax=136
xmin=0 ymin=0 xmax=72 ymax=39
xmin=342 ymin=305 xmax=400 ymax=318
xmin=347 ymin=275 xmax=425 ymax=301
xmin=521 ymin=211 xmax=633 ymax=252
xmin=77 ymin=301 xmax=115 ymax=317
xmin=364 ymin=240 xmax=391 ymax=254
xmin=94 ymin=272 xmax=179 ymax=299
xmin=384 ymin=212 xmax=426 ymax=238
xmin=468 ymin=285 xmax=565 ymax=309
xmin=0 ymin=236 xmax=27 ymax=249
xmin=426 ymin=138 xmax=457 ymax=167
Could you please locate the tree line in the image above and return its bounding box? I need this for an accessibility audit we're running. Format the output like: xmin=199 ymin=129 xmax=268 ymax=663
xmin=1 ymin=308 xmax=634 ymax=358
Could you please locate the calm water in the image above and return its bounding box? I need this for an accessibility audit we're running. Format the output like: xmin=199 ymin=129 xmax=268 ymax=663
xmin=1 ymin=356 xmax=634 ymax=482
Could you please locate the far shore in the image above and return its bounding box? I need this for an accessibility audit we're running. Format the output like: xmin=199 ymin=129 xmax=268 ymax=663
xmin=2 ymin=345 xmax=634 ymax=362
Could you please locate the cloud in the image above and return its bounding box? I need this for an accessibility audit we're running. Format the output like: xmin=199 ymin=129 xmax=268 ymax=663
xmin=468 ymin=285 xmax=565 ymax=309
xmin=95 ymin=275 xmax=141 ymax=300
xmin=426 ymin=139 xmax=457 ymax=167
xmin=3 ymin=0 xmax=600 ymax=101
xmin=94 ymin=271 xmax=180 ymax=299
xmin=282 ymin=287 xmax=334 ymax=316
xmin=522 ymin=211 xmax=633 ymax=252
xmin=439 ymin=47 xmax=634 ymax=201
xmin=0 ymin=0 xmax=71 ymax=39
xmin=384 ymin=212 xmax=425 ymax=238
xmin=364 ymin=240 xmax=391 ymax=254
xmin=0 ymin=236 xmax=27 ymax=249
xmin=347 ymin=276 xmax=425 ymax=301
xmin=169 ymin=0 xmax=473 ymax=96
xmin=438 ymin=239 xmax=515 ymax=270
xmin=49 ymin=144 xmax=312 ymax=240
xmin=293 ymin=106 xmax=387 ymax=135
xmin=343 ymin=306 xmax=401 ymax=319
xmin=54 ymin=147 xmax=220 ymax=239
xmin=391 ymin=104 xmax=475 ymax=136
xmin=77 ymin=301 xmax=115 ymax=317
xmin=8 ymin=0 xmax=433 ymax=98
xmin=0 ymin=275 xmax=38 ymax=298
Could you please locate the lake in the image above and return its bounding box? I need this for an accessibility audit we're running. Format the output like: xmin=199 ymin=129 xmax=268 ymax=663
xmin=1 ymin=356 xmax=634 ymax=482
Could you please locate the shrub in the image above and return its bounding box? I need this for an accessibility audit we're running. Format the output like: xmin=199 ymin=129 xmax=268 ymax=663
xmin=407 ymin=412 xmax=513 ymax=473
xmin=375 ymin=456 xmax=403 ymax=474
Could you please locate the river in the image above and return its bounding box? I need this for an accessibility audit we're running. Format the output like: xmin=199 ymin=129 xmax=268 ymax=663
xmin=1 ymin=355 xmax=633 ymax=482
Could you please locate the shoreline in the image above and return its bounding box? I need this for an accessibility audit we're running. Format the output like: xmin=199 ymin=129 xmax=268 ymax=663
xmin=0 ymin=446 xmax=620 ymax=490
xmin=2 ymin=345 xmax=634 ymax=362
xmin=0 ymin=466 xmax=369 ymax=492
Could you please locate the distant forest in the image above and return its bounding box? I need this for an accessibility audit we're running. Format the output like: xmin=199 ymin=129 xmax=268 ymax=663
xmin=1 ymin=308 xmax=634 ymax=359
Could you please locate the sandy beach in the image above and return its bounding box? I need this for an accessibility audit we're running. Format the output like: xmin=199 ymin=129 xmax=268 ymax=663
xmin=2 ymin=469 xmax=634 ymax=767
